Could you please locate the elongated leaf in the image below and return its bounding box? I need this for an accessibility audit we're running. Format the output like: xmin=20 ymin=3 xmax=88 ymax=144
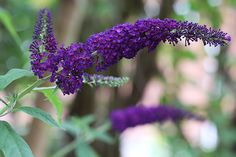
xmin=18 ymin=106 xmax=59 ymax=127
xmin=75 ymin=143 xmax=98 ymax=157
xmin=33 ymin=87 xmax=63 ymax=123
xmin=0 ymin=8 xmax=21 ymax=47
xmin=92 ymin=131 xmax=114 ymax=144
xmin=62 ymin=116 xmax=95 ymax=135
xmin=0 ymin=121 xmax=34 ymax=157
xmin=0 ymin=69 xmax=33 ymax=90
xmin=92 ymin=121 xmax=114 ymax=144
xmin=0 ymin=150 xmax=4 ymax=157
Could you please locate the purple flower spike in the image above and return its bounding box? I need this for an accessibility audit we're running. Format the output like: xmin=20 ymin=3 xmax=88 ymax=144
xmin=56 ymin=43 xmax=93 ymax=95
xmin=29 ymin=9 xmax=230 ymax=95
xmin=29 ymin=9 xmax=58 ymax=79
xmin=110 ymin=105 xmax=203 ymax=133
xmin=86 ymin=18 xmax=230 ymax=71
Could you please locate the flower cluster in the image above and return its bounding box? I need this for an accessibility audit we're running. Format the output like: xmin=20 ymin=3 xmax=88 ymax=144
xmin=29 ymin=9 xmax=231 ymax=95
xmin=110 ymin=105 xmax=203 ymax=132
xmin=30 ymin=9 xmax=58 ymax=78
xmin=29 ymin=9 xmax=94 ymax=94
xmin=55 ymin=43 xmax=93 ymax=95
xmin=86 ymin=18 xmax=231 ymax=71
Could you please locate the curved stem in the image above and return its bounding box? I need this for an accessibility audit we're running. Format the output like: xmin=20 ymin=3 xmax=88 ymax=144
xmin=50 ymin=140 xmax=77 ymax=157
xmin=0 ymin=75 xmax=51 ymax=117
xmin=0 ymin=99 xmax=8 ymax=107
xmin=17 ymin=75 xmax=51 ymax=100
xmin=0 ymin=106 xmax=8 ymax=117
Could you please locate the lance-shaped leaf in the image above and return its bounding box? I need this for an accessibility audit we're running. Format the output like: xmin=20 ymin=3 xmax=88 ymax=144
xmin=75 ymin=143 xmax=98 ymax=157
xmin=17 ymin=106 xmax=59 ymax=128
xmin=0 ymin=69 xmax=33 ymax=90
xmin=33 ymin=86 xmax=63 ymax=123
xmin=82 ymin=73 xmax=129 ymax=87
xmin=0 ymin=121 xmax=34 ymax=157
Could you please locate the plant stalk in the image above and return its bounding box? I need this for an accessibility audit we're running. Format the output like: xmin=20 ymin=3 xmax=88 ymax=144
xmin=51 ymin=140 xmax=77 ymax=157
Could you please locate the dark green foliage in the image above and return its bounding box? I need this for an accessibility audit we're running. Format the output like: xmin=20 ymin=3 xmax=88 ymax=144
xmin=0 ymin=69 xmax=33 ymax=90
xmin=0 ymin=121 xmax=34 ymax=157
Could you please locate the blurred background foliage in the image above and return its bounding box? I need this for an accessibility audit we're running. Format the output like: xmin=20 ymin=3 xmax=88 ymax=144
xmin=0 ymin=0 xmax=236 ymax=157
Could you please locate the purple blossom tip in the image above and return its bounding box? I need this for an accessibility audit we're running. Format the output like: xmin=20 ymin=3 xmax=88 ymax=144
xmin=30 ymin=8 xmax=58 ymax=79
xmin=110 ymin=105 xmax=203 ymax=133
xmin=225 ymin=35 xmax=231 ymax=42
xmin=86 ymin=18 xmax=231 ymax=71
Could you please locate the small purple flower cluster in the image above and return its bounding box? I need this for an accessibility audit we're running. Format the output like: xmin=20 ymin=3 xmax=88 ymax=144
xmin=56 ymin=43 xmax=93 ymax=95
xmin=110 ymin=105 xmax=203 ymax=132
xmin=30 ymin=9 xmax=58 ymax=78
xmin=29 ymin=9 xmax=93 ymax=94
xmin=29 ymin=9 xmax=231 ymax=95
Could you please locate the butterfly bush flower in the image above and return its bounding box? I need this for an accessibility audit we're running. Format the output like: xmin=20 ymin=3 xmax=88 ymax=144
xmin=110 ymin=105 xmax=203 ymax=132
xmin=29 ymin=9 xmax=58 ymax=79
xmin=29 ymin=9 xmax=231 ymax=95
xmin=86 ymin=18 xmax=231 ymax=71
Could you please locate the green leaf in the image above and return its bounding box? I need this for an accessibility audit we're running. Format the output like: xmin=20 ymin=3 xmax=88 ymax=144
xmin=83 ymin=74 xmax=129 ymax=87
xmin=175 ymin=50 xmax=196 ymax=60
xmin=92 ymin=131 xmax=114 ymax=144
xmin=0 ymin=8 xmax=22 ymax=47
xmin=0 ymin=150 xmax=4 ymax=157
xmin=62 ymin=116 xmax=95 ymax=136
xmin=75 ymin=143 xmax=98 ymax=157
xmin=0 ymin=69 xmax=33 ymax=90
xmin=92 ymin=121 xmax=113 ymax=144
xmin=18 ymin=106 xmax=59 ymax=128
xmin=228 ymin=0 xmax=236 ymax=6
xmin=63 ymin=117 xmax=113 ymax=144
xmin=78 ymin=115 xmax=95 ymax=125
xmin=0 ymin=121 xmax=34 ymax=157
xmin=172 ymin=50 xmax=197 ymax=66
xmin=33 ymin=87 xmax=63 ymax=123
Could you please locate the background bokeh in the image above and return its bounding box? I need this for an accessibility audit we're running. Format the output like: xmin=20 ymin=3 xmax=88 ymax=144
xmin=0 ymin=0 xmax=236 ymax=157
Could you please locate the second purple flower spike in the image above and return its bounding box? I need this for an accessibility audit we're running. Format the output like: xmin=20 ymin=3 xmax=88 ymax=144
xmin=110 ymin=105 xmax=203 ymax=133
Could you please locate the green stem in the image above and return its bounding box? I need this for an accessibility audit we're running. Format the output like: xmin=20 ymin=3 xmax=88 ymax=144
xmin=0 ymin=75 xmax=50 ymax=117
xmin=0 ymin=106 xmax=8 ymax=117
xmin=51 ymin=140 xmax=77 ymax=157
xmin=17 ymin=75 xmax=50 ymax=100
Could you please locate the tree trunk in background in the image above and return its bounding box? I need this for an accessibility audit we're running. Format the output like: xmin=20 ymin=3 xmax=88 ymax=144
xmin=67 ymin=0 xmax=176 ymax=157
xmin=108 ymin=2 xmax=175 ymax=157
xmin=56 ymin=0 xmax=92 ymax=115
xmin=56 ymin=0 xmax=89 ymax=45
xmin=67 ymin=0 xmax=143 ymax=157
xmin=218 ymin=48 xmax=236 ymax=153
xmin=68 ymin=1 xmax=175 ymax=157
xmin=69 ymin=0 xmax=144 ymax=117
